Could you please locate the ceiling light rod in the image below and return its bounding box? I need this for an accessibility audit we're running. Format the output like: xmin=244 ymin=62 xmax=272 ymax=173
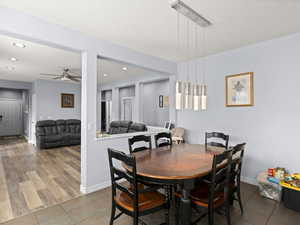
xmin=170 ymin=0 xmax=212 ymax=27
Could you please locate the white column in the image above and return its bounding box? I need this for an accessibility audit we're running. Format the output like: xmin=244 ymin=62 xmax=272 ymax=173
xmin=80 ymin=50 xmax=98 ymax=193
xmin=169 ymin=75 xmax=177 ymax=125
xmin=111 ymin=87 xmax=119 ymax=121
xmin=133 ymin=82 xmax=140 ymax=122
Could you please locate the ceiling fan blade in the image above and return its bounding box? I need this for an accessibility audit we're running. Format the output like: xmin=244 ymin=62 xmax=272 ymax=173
xmin=70 ymin=75 xmax=82 ymax=78
xmin=68 ymin=70 xmax=81 ymax=76
xmin=53 ymin=76 xmax=63 ymax=80
xmin=68 ymin=77 xmax=80 ymax=82
xmin=40 ymin=73 xmax=62 ymax=76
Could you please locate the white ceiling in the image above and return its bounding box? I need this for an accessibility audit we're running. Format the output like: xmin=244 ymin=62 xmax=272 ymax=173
xmin=0 ymin=35 xmax=155 ymax=83
xmin=1 ymin=0 xmax=300 ymax=61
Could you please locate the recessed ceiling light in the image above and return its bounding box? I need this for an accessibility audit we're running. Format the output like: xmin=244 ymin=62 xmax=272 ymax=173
xmin=10 ymin=57 xmax=18 ymax=62
xmin=122 ymin=67 xmax=127 ymax=71
xmin=12 ymin=42 xmax=26 ymax=48
xmin=103 ymin=73 xmax=108 ymax=77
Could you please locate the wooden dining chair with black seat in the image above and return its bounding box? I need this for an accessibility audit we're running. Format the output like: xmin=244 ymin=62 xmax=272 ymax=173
xmin=107 ymin=148 xmax=169 ymax=225
xmin=229 ymin=143 xmax=246 ymax=215
xmin=154 ymin=132 xmax=172 ymax=148
xmin=175 ymin=149 xmax=233 ymax=225
xmin=205 ymin=132 xmax=229 ymax=149
xmin=128 ymin=135 xmax=152 ymax=154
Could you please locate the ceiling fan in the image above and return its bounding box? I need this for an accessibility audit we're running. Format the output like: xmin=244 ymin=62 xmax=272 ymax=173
xmin=40 ymin=68 xmax=81 ymax=82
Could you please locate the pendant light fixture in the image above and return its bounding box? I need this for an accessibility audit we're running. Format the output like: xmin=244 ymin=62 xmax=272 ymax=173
xmin=201 ymin=27 xmax=208 ymax=110
xmin=175 ymin=12 xmax=184 ymax=110
xmin=172 ymin=0 xmax=211 ymax=111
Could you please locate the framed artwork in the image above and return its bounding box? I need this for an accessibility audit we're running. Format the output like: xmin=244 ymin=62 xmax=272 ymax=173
xmin=159 ymin=95 xmax=169 ymax=108
xmin=225 ymin=72 xmax=254 ymax=107
xmin=159 ymin=95 xmax=163 ymax=108
xmin=61 ymin=93 xmax=74 ymax=108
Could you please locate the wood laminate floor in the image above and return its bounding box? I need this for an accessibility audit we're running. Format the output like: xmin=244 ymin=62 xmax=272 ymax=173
xmin=0 ymin=136 xmax=81 ymax=223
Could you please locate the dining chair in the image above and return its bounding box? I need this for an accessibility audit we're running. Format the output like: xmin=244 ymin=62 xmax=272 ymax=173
xmin=171 ymin=127 xmax=185 ymax=144
xmin=107 ymin=148 xmax=169 ymax=225
xmin=154 ymin=132 xmax=172 ymax=148
xmin=175 ymin=149 xmax=233 ymax=225
xmin=230 ymin=143 xmax=246 ymax=215
xmin=205 ymin=132 xmax=229 ymax=149
xmin=128 ymin=135 xmax=152 ymax=154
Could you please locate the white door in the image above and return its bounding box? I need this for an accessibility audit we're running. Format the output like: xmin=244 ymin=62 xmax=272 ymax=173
xmin=0 ymin=100 xmax=22 ymax=136
xmin=121 ymin=97 xmax=134 ymax=121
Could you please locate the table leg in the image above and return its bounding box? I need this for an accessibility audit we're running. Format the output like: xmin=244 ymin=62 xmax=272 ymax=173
xmin=179 ymin=180 xmax=194 ymax=225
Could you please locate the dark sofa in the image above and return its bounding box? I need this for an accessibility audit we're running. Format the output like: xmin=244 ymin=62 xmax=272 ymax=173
xmin=36 ymin=119 xmax=81 ymax=149
xmin=108 ymin=121 xmax=147 ymax=134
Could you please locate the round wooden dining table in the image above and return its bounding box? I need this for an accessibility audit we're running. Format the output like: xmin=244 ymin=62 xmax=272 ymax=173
xmin=126 ymin=143 xmax=225 ymax=225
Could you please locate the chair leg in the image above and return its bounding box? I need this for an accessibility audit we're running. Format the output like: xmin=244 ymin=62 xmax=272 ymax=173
xmin=208 ymin=207 xmax=214 ymax=225
xmin=109 ymin=202 xmax=116 ymax=225
xmin=133 ymin=214 xmax=139 ymax=225
xmin=225 ymin=202 xmax=231 ymax=225
xmin=237 ymin=188 xmax=244 ymax=215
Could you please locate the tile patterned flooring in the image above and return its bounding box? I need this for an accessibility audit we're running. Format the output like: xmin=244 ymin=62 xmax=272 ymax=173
xmin=0 ymin=136 xmax=81 ymax=223
xmin=2 ymin=182 xmax=300 ymax=225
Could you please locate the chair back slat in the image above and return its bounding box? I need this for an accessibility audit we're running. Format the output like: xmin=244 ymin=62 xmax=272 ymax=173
xmin=154 ymin=132 xmax=172 ymax=148
xmin=128 ymin=135 xmax=152 ymax=153
xmin=230 ymin=143 xmax=246 ymax=184
xmin=108 ymin=148 xmax=138 ymax=211
xmin=115 ymin=183 xmax=134 ymax=198
xmin=209 ymin=150 xmax=232 ymax=200
xmin=205 ymin=132 xmax=229 ymax=149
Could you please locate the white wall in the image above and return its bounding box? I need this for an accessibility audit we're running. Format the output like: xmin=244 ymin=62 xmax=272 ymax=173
xmin=141 ymin=80 xmax=170 ymax=127
xmin=34 ymin=79 xmax=81 ymax=121
xmin=177 ymin=33 xmax=300 ymax=184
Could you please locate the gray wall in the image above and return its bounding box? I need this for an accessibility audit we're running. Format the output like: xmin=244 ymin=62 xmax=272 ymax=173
xmin=177 ymin=33 xmax=300 ymax=184
xmin=34 ymin=79 xmax=81 ymax=121
xmin=142 ymin=80 xmax=169 ymax=126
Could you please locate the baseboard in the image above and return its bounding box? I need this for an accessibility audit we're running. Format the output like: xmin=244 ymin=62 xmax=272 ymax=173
xmin=241 ymin=176 xmax=258 ymax=186
xmin=80 ymin=180 xmax=111 ymax=194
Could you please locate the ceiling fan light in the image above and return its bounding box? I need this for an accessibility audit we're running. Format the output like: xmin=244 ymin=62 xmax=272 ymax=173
xmin=12 ymin=42 xmax=26 ymax=48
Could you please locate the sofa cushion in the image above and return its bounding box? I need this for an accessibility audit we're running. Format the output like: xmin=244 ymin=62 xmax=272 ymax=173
xmin=66 ymin=119 xmax=81 ymax=134
xmin=42 ymin=135 xmax=63 ymax=143
xmin=56 ymin=120 xmax=66 ymax=134
xmin=109 ymin=121 xmax=132 ymax=134
xmin=36 ymin=120 xmax=58 ymax=136
xmin=128 ymin=123 xmax=147 ymax=133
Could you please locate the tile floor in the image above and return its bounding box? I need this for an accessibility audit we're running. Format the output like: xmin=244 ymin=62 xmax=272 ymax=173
xmin=2 ymin=182 xmax=300 ymax=225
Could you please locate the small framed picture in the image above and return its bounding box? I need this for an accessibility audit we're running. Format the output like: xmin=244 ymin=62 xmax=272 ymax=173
xmin=159 ymin=95 xmax=163 ymax=108
xmin=225 ymin=72 xmax=254 ymax=107
xmin=61 ymin=93 xmax=74 ymax=108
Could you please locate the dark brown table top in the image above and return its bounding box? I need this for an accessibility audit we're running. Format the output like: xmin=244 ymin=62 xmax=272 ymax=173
xmin=130 ymin=144 xmax=225 ymax=181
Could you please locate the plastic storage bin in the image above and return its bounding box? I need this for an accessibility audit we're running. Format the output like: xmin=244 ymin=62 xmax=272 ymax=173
xmin=280 ymin=174 xmax=300 ymax=211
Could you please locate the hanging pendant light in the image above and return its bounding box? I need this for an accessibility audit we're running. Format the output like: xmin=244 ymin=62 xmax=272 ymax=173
xmin=184 ymin=81 xmax=193 ymax=110
xmin=201 ymin=27 xmax=208 ymax=111
xmin=201 ymin=84 xmax=207 ymax=110
xmin=175 ymin=80 xmax=184 ymax=110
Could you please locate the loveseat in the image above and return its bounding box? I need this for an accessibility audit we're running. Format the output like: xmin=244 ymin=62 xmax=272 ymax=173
xmin=108 ymin=121 xmax=147 ymax=134
xmin=36 ymin=119 xmax=81 ymax=149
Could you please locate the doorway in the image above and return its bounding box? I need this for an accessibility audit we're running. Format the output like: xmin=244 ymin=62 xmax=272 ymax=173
xmin=121 ymin=97 xmax=134 ymax=121
xmin=0 ymin=100 xmax=23 ymax=136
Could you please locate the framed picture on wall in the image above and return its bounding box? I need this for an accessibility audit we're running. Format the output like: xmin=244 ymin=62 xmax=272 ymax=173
xmin=159 ymin=95 xmax=163 ymax=108
xmin=225 ymin=72 xmax=254 ymax=107
xmin=61 ymin=93 xmax=74 ymax=108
